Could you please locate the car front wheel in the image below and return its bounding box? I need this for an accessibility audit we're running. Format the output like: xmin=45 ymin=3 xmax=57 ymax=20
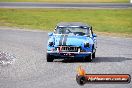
xmin=47 ymin=53 xmax=54 ymax=62
xmin=85 ymin=54 xmax=92 ymax=62
xmin=92 ymin=46 xmax=96 ymax=58
xmin=92 ymin=52 xmax=95 ymax=58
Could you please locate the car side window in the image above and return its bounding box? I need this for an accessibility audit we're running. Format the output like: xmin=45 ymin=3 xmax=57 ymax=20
xmin=55 ymin=27 xmax=62 ymax=34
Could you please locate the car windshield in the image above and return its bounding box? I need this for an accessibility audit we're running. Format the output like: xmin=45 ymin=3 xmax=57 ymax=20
xmin=55 ymin=27 xmax=90 ymax=36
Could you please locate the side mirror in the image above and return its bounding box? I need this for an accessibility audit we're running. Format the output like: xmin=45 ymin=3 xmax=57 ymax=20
xmin=93 ymin=34 xmax=97 ymax=37
xmin=48 ymin=32 xmax=53 ymax=36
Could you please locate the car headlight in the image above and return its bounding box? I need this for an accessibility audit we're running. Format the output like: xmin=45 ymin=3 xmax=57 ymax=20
xmin=49 ymin=42 xmax=54 ymax=46
xmin=84 ymin=42 xmax=90 ymax=47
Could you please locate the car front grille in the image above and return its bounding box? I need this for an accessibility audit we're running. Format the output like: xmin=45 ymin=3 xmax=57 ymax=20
xmin=56 ymin=46 xmax=80 ymax=52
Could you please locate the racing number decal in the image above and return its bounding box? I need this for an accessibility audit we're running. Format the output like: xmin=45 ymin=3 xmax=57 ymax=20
xmin=63 ymin=35 xmax=68 ymax=45
xmin=59 ymin=35 xmax=64 ymax=45
xmin=59 ymin=35 xmax=68 ymax=46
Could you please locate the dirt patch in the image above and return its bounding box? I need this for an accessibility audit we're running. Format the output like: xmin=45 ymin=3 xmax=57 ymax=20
xmin=0 ymin=51 xmax=16 ymax=66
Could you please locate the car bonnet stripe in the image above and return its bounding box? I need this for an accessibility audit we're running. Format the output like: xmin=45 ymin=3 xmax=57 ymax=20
xmin=59 ymin=35 xmax=64 ymax=45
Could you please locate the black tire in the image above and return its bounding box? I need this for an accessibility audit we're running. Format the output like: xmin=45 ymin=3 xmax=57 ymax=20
xmin=76 ymin=75 xmax=86 ymax=85
xmin=85 ymin=54 xmax=92 ymax=62
xmin=92 ymin=52 xmax=95 ymax=58
xmin=92 ymin=45 xmax=96 ymax=58
xmin=47 ymin=53 xmax=54 ymax=62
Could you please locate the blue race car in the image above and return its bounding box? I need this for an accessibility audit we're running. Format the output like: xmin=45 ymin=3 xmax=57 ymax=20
xmin=47 ymin=22 xmax=97 ymax=62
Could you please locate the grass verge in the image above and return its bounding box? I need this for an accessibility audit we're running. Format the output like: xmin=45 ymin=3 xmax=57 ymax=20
xmin=0 ymin=9 xmax=132 ymax=36
xmin=0 ymin=0 xmax=129 ymax=3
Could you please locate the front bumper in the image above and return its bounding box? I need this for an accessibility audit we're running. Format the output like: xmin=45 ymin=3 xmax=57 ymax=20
xmin=47 ymin=51 xmax=92 ymax=58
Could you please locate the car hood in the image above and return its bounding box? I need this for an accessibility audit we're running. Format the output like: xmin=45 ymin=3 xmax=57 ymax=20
xmin=54 ymin=35 xmax=91 ymax=47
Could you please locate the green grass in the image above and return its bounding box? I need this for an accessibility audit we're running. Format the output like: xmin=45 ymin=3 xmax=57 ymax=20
xmin=0 ymin=0 xmax=129 ymax=3
xmin=0 ymin=9 xmax=132 ymax=35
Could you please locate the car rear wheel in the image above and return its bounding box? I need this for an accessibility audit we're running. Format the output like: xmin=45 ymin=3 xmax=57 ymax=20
xmin=47 ymin=53 xmax=54 ymax=62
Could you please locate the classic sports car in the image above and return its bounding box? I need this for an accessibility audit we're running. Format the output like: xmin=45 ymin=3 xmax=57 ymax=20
xmin=47 ymin=22 xmax=97 ymax=62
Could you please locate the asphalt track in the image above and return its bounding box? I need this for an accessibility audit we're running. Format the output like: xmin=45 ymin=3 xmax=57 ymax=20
xmin=0 ymin=28 xmax=132 ymax=88
xmin=0 ymin=2 xmax=132 ymax=8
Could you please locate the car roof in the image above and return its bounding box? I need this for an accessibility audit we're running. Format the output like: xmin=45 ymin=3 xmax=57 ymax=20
xmin=56 ymin=22 xmax=91 ymax=28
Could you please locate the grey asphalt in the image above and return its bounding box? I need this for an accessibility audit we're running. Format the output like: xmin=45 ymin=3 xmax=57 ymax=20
xmin=0 ymin=28 xmax=132 ymax=88
xmin=0 ymin=2 xmax=132 ymax=8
